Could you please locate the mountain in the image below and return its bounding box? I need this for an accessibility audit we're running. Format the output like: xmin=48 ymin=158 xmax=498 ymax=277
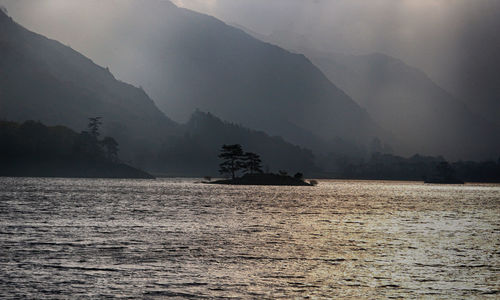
xmin=0 ymin=9 xmax=323 ymax=175
xmin=0 ymin=0 xmax=389 ymax=151
xmin=0 ymin=9 xmax=177 ymax=163
xmin=240 ymin=28 xmax=500 ymax=160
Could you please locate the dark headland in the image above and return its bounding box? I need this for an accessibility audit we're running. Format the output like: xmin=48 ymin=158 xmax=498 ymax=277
xmin=0 ymin=120 xmax=154 ymax=179
xmin=1 ymin=160 xmax=154 ymax=179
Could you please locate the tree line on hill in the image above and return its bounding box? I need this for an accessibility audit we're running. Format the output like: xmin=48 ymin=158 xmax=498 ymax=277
xmin=1 ymin=119 xmax=498 ymax=182
xmin=0 ymin=119 xmax=152 ymax=178
xmin=1 ymin=118 xmax=118 ymax=162
xmin=330 ymin=152 xmax=500 ymax=183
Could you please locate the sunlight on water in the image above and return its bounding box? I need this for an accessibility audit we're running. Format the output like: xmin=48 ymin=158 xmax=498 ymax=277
xmin=1 ymin=178 xmax=499 ymax=298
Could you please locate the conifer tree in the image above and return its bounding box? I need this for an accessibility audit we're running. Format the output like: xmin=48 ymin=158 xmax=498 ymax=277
xmin=242 ymin=152 xmax=263 ymax=174
xmin=87 ymin=117 xmax=102 ymax=139
xmin=218 ymin=144 xmax=244 ymax=179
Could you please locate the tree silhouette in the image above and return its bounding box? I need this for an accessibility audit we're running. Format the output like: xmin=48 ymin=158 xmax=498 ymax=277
xmin=243 ymin=152 xmax=263 ymax=174
xmin=74 ymin=131 xmax=103 ymax=158
xmin=87 ymin=117 xmax=102 ymax=139
xmin=218 ymin=144 xmax=244 ymax=179
xmin=101 ymin=136 xmax=119 ymax=162
xmin=75 ymin=117 xmax=120 ymax=161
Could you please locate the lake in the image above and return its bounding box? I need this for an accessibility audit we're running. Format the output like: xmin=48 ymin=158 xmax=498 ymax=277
xmin=1 ymin=178 xmax=499 ymax=298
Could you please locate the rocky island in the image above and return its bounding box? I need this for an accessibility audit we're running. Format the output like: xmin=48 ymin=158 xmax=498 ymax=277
xmin=209 ymin=173 xmax=314 ymax=186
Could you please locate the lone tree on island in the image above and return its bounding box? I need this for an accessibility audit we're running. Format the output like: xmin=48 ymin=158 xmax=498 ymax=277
xmin=218 ymin=144 xmax=244 ymax=179
xmin=243 ymin=152 xmax=263 ymax=174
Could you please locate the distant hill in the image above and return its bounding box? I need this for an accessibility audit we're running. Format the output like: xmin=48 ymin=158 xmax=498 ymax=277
xmin=0 ymin=9 xmax=178 ymax=163
xmin=335 ymin=152 xmax=500 ymax=183
xmin=0 ymin=0 xmax=389 ymax=151
xmin=309 ymin=52 xmax=500 ymax=160
xmin=241 ymin=27 xmax=500 ymax=160
xmin=313 ymin=54 xmax=500 ymax=159
xmin=155 ymin=111 xmax=318 ymax=176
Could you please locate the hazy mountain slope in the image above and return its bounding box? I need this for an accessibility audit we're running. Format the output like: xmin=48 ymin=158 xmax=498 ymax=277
xmin=0 ymin=9 xmax=178 ymax=161
xmin=310 ymin=52 xmax=500 ymax=160
xmin=0 ymin=10 xmax=324 ymax=175
xmin=0 ymin=0 xmax=388 ymax=150
xmin=156 ymin=111 xmax=318 ymax=176
xmin=240 ymin=27 xmax=500 ymax=160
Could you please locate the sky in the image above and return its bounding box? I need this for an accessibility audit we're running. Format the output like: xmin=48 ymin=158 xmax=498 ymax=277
xmin=3 ymin=0 xmax=499 ymax=99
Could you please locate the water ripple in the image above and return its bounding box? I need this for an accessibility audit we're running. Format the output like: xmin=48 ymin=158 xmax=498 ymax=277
xmin=1 ymin=178 xmax=499 ymax=298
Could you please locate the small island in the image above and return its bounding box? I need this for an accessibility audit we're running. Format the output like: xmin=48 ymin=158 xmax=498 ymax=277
xmin=210 ymin=173 xmax=314 ymax=186
xmin=205 ymin=144 xmax=316 ymax=186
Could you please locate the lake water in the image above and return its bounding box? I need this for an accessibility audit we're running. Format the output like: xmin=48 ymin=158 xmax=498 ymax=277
xmin=1 ymin=178 xmax=499 ymax=298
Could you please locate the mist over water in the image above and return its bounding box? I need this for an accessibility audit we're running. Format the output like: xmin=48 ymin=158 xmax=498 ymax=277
xmin=1 ymin=178 xmax=499 ymax=298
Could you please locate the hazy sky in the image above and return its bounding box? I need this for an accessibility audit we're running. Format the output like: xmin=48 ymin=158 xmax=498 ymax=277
xmin=3 ymin=0 xmax=499 ymax=96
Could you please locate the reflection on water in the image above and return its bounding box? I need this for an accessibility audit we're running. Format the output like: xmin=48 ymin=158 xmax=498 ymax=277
xmin=0 ymin=178 xmax=499 ymax=298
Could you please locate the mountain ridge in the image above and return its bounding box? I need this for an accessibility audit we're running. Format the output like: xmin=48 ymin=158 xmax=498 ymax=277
xmin=236 ymin=26 xmax=500 ymax=160
xmin=0 ymin=0 xmax=391 ymax=152
xmin=0 ymin=9 xmax=177 ymax=142
xmin=310 ymin=50 xmax=500 ymax=160
xmin=0 ymin=9 xmax=323 ymax=175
